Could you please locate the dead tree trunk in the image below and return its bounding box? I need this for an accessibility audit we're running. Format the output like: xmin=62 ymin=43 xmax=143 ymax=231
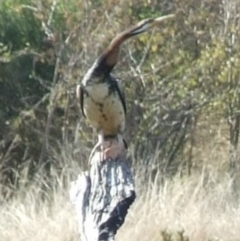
xmin=70 ymin=139 xmax=136 ymax=241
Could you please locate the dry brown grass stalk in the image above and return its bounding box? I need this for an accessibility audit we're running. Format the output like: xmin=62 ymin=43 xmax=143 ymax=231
xmin=0 ymin=168 xmax=239 ymax=241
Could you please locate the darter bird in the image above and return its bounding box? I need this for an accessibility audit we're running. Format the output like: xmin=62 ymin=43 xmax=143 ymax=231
xmin=76 ymin=14 xmax=175 ymax=162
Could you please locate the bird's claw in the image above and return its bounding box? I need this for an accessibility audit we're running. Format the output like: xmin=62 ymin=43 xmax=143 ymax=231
xmin=89 ymin=137 xmax=127 ymax=165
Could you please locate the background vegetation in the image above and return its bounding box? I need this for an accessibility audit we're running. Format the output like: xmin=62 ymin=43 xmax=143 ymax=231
xmin=1 ymin=0 xmax=240 ymax=240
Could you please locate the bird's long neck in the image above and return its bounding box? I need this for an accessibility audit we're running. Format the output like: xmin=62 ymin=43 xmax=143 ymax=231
xmin=93 ymin=27 xmax=140 ymax=76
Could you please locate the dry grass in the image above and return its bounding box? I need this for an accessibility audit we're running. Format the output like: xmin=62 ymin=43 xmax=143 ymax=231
xmin=123 ymin=171 xmax=240 ymax=241
xmin=0 ymin=167 xmax=239 ymax=241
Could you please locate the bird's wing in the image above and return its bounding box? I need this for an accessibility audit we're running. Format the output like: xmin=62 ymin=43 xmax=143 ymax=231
xmin=114 ymin=79 xmax=127 ymax=115
xmin=76 ymin=84 xmax=86 ymax=118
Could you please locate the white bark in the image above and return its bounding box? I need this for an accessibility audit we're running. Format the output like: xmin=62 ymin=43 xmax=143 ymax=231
xmin=70 ymin=144 xmax=135 ymax=241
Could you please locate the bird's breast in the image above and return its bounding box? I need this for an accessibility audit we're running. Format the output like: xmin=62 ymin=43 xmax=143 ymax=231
xmin=83 ymin=83 xmax=125 ymax=136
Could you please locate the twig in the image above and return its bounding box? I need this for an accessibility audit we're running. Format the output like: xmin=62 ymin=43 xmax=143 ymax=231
xmin=38 ymin=44 xmax=64 ymax=164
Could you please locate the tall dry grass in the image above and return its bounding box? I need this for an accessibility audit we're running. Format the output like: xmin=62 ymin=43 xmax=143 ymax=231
xmin=0 ymin=165 xmax=239 ymax=241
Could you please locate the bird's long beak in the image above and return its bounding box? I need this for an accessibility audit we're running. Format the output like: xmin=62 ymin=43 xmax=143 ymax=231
xmin=152 ymin=14 xmax=175 ymax=26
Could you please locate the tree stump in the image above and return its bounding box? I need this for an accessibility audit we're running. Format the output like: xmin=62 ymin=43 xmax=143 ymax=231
xmin=70 ymin=138 xmax=136 ymax=241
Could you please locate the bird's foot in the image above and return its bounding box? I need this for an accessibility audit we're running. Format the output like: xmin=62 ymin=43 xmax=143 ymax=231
xmin=89 ymin=136 xmax=127 ymax=165
xmin=103 ymin=135 xmax=127 ymax=160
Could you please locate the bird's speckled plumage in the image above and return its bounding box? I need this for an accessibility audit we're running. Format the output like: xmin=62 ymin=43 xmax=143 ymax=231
xmin=77 ymin=75 xmax=126 ymax=137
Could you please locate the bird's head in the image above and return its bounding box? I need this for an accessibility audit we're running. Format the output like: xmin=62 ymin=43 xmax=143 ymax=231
xmin=130 ymin=14 xmax=175 ymax=36
xmin=81 ymin=14 xmax=175 ymax=83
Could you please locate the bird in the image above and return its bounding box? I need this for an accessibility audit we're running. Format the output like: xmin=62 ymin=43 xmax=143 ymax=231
xmin=76 ymin=14 xmax=175 ymax=162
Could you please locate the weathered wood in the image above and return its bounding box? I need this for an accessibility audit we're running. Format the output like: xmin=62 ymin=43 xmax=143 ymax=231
xmin=70 ymin=139 xmax=136 ymax=241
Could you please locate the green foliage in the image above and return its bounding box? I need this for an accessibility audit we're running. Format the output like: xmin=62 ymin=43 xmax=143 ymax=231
xmin=0 ymin=0 xmax=43 ymax=50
